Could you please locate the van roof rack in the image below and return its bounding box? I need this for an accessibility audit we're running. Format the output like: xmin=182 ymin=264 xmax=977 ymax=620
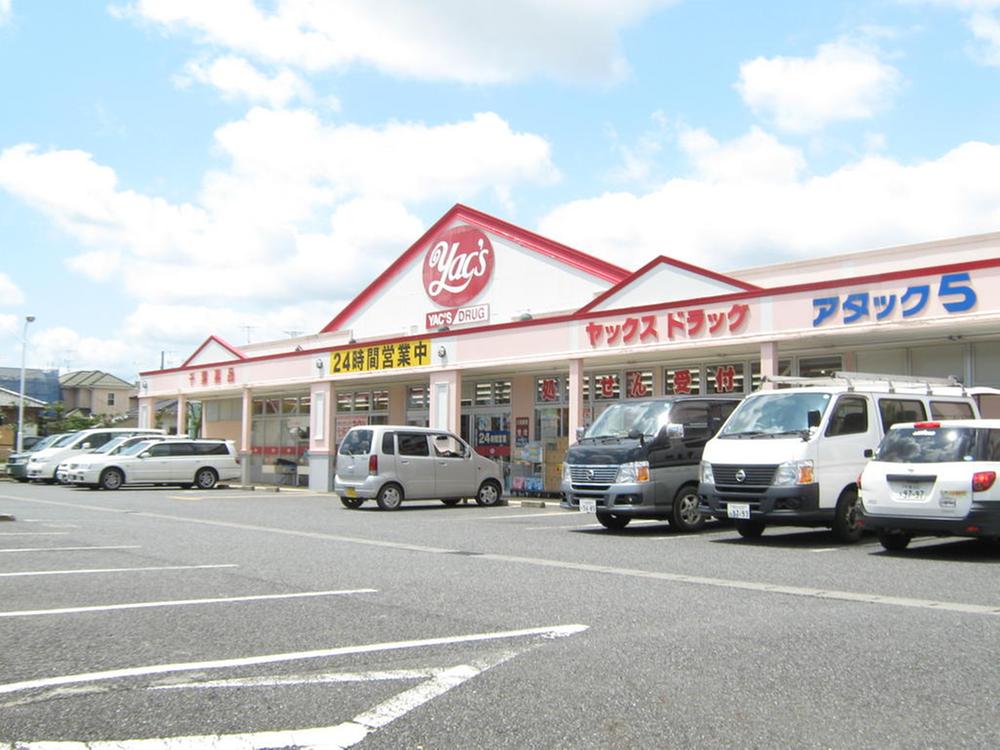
xmin=762 ymin=371 xmax=965 ymax=395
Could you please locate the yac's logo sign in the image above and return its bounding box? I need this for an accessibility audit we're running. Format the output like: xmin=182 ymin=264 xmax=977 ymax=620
xmin=422 ymin=226 xmax=494 ymax=308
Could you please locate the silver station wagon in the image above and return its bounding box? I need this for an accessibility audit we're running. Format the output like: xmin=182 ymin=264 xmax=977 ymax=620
xmin=334 ymin=425 xmax=504 ymax=510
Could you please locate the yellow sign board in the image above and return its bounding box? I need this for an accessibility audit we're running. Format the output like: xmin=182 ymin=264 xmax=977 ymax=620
xmin=330 ymin=339 xmax=431 ymax=375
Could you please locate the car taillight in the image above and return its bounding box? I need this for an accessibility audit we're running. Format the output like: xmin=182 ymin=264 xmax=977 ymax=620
xmin=972 ymin=471 xmax=996 ymax=492
xmin=856 ymin=473 xmax=862 ymax=491
xmin=913 ymin=422 xmax=940 ymax=429
xmin=369 ymin=454 xmax=378 ymax=475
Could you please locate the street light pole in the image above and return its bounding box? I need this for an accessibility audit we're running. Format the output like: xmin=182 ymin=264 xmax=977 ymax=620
xmin=16 ymin=315 xmax=36 ymax=454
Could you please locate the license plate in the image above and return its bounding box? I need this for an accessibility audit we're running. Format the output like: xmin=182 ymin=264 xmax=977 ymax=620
xmin=345 ymin=487 xmax=357 ymax=498
xmin=727 ymin=503 xmax=751 ymax=520
xmin=894 ymin=484 xmax=926 ymax=501
xmin=579 ymin=499 xmax=597 ymax=513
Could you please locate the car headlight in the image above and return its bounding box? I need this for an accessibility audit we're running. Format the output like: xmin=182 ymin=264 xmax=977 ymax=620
xmin=773 ymin=459 xmax=815 ymax=486
xmin=700 ymin=461 xmax=714 ymax=484
xmin=562 ymin=463 xmax=571 ymax=482
xmin=616 ymin=461 xmax=650 ymax=483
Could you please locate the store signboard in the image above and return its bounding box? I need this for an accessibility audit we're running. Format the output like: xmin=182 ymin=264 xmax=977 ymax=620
xmin=423 ymin=225 xmax=495 ymax=308
xmin=585 ymin=303 xmax=751 ymax=349
xmin=811 ymin=272 xmax=976 ymax=327
xmin=425 ymin=303 xmax=490 ymax=330
xmin=330 ymin=339 xmax=431 ymax=375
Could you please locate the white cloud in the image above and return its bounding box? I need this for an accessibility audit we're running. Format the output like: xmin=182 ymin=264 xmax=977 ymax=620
xmin=0 ymin=314 xmax=16 ymax=337
xmin=736 ymin=39 xmax=902 ymax=132
xmin=180 ymin=56 xmax=315 ymax=107
xmin=0 ymin=272 xmax=24 ymax=305
xmin=538 ymin=129 xmax=1000 ymax=271
xmin=116 ymin=0 xmax=676 ymax=84
xmin=0 ymin=0 xmax=10 ymax=26
xmin=28 ymin=326 xmax=136 ymax=377
xmin=0 ymin=110 xmax=555 ymax=310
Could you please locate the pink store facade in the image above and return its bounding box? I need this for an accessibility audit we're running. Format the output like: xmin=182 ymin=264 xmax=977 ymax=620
xmin=137 ymin=204 xmax=1000 ymax=491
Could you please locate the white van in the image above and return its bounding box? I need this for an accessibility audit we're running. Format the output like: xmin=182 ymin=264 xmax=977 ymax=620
xmin=26 ymin=428 xmax=165 ymax=483
xmin=698 ymin=373 xmax=997 ymax=542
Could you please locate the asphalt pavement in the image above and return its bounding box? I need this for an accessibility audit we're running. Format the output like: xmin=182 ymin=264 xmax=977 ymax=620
xmin=1 ymin=480 xmax=998 ymax=749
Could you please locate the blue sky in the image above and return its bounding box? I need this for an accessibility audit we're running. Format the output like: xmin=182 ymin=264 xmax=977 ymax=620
xmin=2 ymin=0 xmax=1000 ymax=379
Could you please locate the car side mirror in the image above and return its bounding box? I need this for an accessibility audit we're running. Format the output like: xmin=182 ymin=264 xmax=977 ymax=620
xmin=139 ymin=452 xmax=151 ymax=459
xmin=863 ymin=448 xmax=874 ymax=458
xmin=667 ymin=423 xmax=684 ymax=440
xmin=575 ymin=427 xmax=586 ymax=441
xmin=628 ymin=428 xmax=643 ymax=440
xmin=807 ymin=410 xmax=822 ymax=429
xmin=81 ymin=442 xmax=92 ymax=449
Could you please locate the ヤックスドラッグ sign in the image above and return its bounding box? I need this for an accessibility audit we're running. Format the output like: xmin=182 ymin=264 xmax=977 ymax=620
xmin=423 ymin=226 xmax=494 ymax=308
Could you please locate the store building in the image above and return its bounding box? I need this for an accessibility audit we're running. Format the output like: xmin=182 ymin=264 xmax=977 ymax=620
xmin=138 ymin=204 xmax=1000 ymax=490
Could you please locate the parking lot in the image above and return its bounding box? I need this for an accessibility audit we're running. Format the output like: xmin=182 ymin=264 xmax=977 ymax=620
xmin=1 ymin=480 xmax=999 ymax=749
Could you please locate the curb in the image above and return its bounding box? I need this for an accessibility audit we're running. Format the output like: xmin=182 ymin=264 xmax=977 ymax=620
xmin=519 ymin=499 xmax=547 ymax=508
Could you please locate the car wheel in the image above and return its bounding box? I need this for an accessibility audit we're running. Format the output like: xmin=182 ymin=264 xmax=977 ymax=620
xmin=597 ymin=512 xmax=631 ymax=530
xmin=832 ymin=488 xmax=863 ymax=543
xmin=670 ymin=484 xmax=705 ymax=532
xmin=735 ymin=519 xmax=766 ymax=538
xmin=340 ymin=496 xmax=365 ymax=509
xmin=194 ymin=467 xmax=218 ymax=490
xmin=878 ymin=530 xmax=912 ymax=551
xmin=441 ymin=498 xmax=462 ymax=506
xmin=475 ymin=480 xmax=503 ymax=507
xmin=376 ymin=483 xmax=404 ymax=510
xmin=100 ymin=468 xmax=124 ymax=491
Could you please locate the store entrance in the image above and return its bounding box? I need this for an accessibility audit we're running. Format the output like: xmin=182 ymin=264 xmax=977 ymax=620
xmin=460 ymin=411 xmax=511 ymax=491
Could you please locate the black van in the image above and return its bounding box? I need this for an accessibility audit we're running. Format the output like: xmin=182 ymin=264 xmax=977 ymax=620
xmin=560 ymin=396 xmax=741 ymax=530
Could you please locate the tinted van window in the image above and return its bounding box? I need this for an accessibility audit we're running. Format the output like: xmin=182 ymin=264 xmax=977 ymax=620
xmin=930 ymin=401 xmax=975 ymax=420
xmin=877 ymin=398 xmax=927 ymax=431
xmin=340 ymin=429 xmax=373 ymax=455
xmin=826 ymin=396 xmax=868 ymax=437
xmin=382 ymin=432 xmax=395 ymax=454
xmin=670 ymin=402 xmax=710 ymax=438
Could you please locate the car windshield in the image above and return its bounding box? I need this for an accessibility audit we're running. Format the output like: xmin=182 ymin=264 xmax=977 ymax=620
xmin=93 ymin=437 xmax=130 ymax=455
xmin=52 ymin=433 xmax=79 ymax=448
xmin=585 ymin=401 xmax=671 ymax=439
xmin=720 ymin=392 xmax=832 ymax=437
xmin=27 ymin=434 xmax=61 ymax=452
xmin=122 ymin=440 xmax=158 ymax=456
xmin=876 ymin=426 xmax=981 ymax=463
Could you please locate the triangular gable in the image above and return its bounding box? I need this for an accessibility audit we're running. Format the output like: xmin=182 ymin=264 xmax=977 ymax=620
xmin=577 ymin=256 xmax=761 ymax=315
xmin=321 ymin=204 xmax=629 ymax=338
xmin=0 ymin=385 xmax=47 ymax=407
xmin=182 ymin=335 xmax=246 ymax=367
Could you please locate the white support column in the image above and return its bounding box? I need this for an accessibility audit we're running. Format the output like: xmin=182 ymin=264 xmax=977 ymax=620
xmin=759 ymin=342 xmax=779 ymax=391
xmin=308 ymin=381 xmax=336 ymax=492
xmin=240 ymin=387 xmax=252 ymax=486
xmin=429 ymin=369 xmax=461 ymax=434
xmin=176 ymin=394 xmax=187 ymax=437
xmin=138 ymin=397 xmax=155 ymax=429
xmin=568 ymin=359 xmax=584 ymax=441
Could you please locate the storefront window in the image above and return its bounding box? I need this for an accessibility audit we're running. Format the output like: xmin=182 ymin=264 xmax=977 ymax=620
xmin=494 ymin=380 xmax=512 ymax=405
xmin=372 ymin=390 xmax=389 ymax=411
xmin=624 ymin=370 xmax=653 ymax=399
xmin=592 ymin=372 xmax=620 ymax=400
xmin=707 ymin=363 xmax=744 ymax=394
xmin=250 ymin=391 xmax=310 ymax=488
xmin=407 ymin=386 xmax=427 ymax=409
xmin=750 ymin=359 xmax=792 ymax=390
xmin=475 ymin=382 xmax=493 ymax=406
xmin=336 ymin=392 xmax=353 ymax=413
xmin=799 ymin=356 xmax=842 ymax=379
xmin=536 ymin=376 xmax=562 ymax=403
xmin=665 ymin=366 xmax=701 ymax=395
xmin=282 ymin=397 xmax=299 ymax=415
xmin=353 ymin=391 xmax=371 ymax=411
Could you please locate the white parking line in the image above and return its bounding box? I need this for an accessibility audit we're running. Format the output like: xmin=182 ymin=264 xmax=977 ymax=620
xmin=0 ymin=623 xmax=588 ymax=696
xmin=0 ymin=564 xmax=238 ymax=579
xmin=474 ymin=511 xmax=570 ymax=520
xmin=0 ymin=532 xmax=69 ymax=536
xmin=0 ymin=588 xmax=377 ymax=618
xmin=0 ymin=545 xmax=141 ymax=554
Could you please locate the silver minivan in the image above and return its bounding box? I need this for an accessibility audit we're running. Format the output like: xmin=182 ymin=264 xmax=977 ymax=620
xmin=334 ymin=425 xmax=504 ymax=510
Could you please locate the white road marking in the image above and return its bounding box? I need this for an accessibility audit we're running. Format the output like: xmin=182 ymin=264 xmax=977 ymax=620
xmin=810 ymin=548 xmax=840 ymax=553
xmin=8 ymin=495 xmax=1000 ymax=618
xmin=0 ymin=623 xmax=588 ymax=696
xmin=473 ymin=510 xmax=570 ymax=520
xmin=0 ymin=532 xmax=69 ymax=536
xmin=0 ymin=588 xmax=376 ymax=618
xmin=0 ymin=545 xmax=141 ymax=553
xmin=0 ymin=564 xmax=238 ymax=578
xmin=148 ymin=668 xmax=441 ymax=690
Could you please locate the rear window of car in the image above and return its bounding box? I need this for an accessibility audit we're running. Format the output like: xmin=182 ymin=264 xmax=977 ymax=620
xmin=339 ymin=429 xmax=373 ymax=456
xmin=876 ymin=426 xmax=1000 ymax=463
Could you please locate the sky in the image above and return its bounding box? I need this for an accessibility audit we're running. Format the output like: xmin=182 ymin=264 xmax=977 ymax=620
xmin=2 ymin=0 xmax=1000 ymax=381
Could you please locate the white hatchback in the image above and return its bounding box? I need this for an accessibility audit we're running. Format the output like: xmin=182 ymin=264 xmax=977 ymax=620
xmin=859 ymin=419 xmax=1000 ymax=551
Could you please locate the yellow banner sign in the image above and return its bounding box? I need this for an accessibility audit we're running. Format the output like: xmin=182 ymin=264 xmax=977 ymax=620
xmin=330 ymin=339 xmax=431 ymax=375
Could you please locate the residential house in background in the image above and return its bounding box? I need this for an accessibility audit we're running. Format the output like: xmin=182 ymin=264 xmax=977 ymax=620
xmin=59 ymin=370 xmax=136 ymax=420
